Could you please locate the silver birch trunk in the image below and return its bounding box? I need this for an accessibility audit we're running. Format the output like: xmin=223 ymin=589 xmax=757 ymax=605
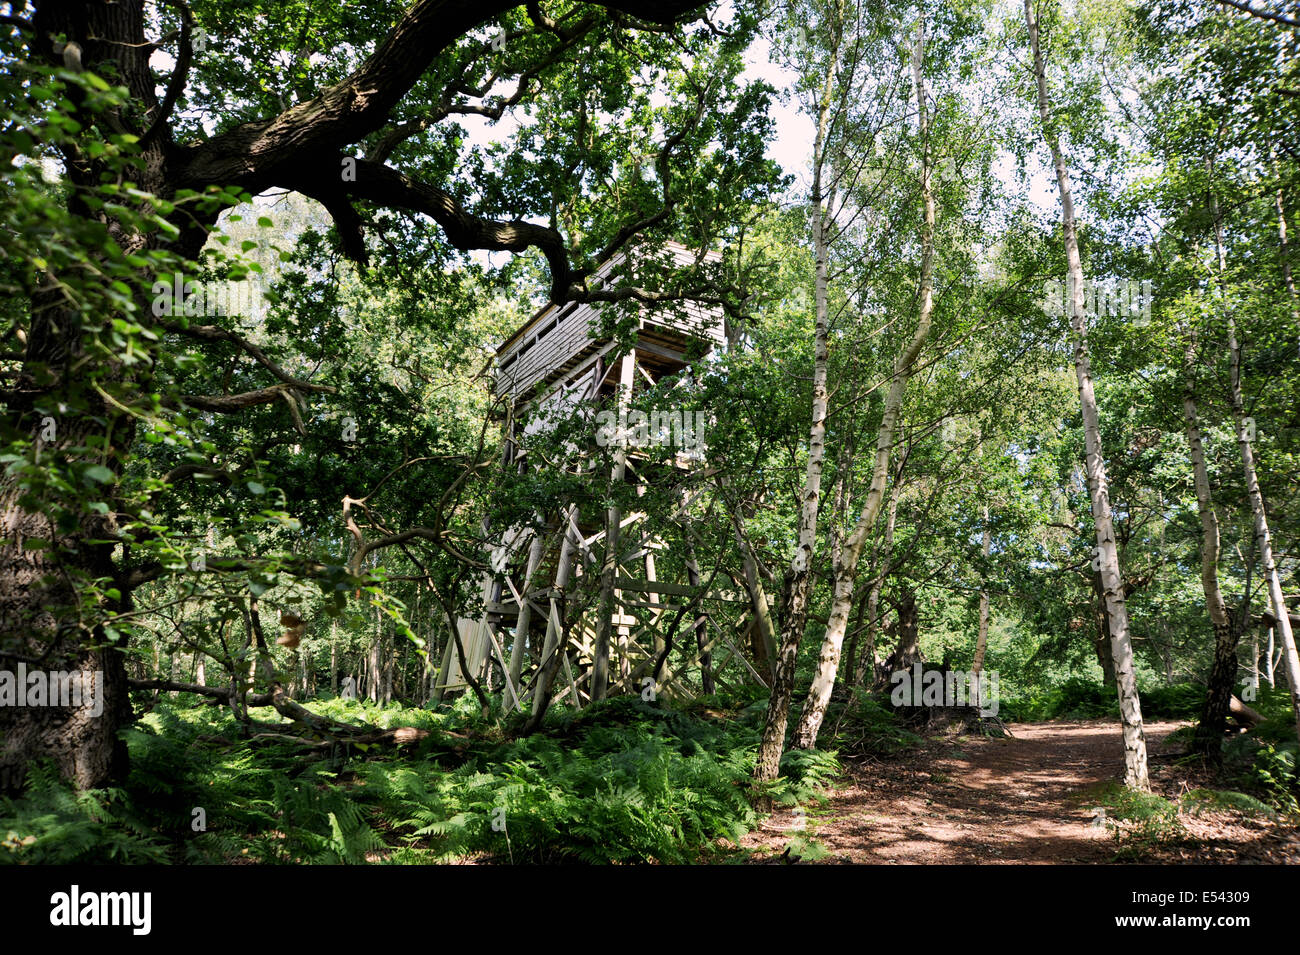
xmin=1209 ymin=179 xmax=1300 ymax=741
xmin=753 ymin=19 xmax=843 ymax=784
xmin=1025 ymin=0 xmax=1148 ymax=789
xmin=789 ymin=17 xmax=936 ymax=750
xmin=973 ymin=505 xmax=992 ymax=677
xmin=1272 ymin=153 xmax=1299 ymax=323
xmin=1182 ymin=324 xmax=1237 ymax=751
xmin=1226 ymin=316 xmax=1300 ymax=740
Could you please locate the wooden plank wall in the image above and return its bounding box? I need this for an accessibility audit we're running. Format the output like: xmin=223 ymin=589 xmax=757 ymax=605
xmin=495 ymin=244 xmax=725 ymax=402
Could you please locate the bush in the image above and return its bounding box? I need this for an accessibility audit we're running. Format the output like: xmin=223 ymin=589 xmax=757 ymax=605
xmin=1179 ymin=788 xmax=1277 ymax=819
xmin=830 ymin=688 xmax=924 ymax=756
xmin=1083 ymin=780 xmax=1184 ymax=857
xmin=1139 ymin=683 xmax=1204 ymax=720
xmin=1000 ymin=677 xmax=1113 ymax=721
xmin=999 ymin=680 xmax=1204 ymax=722
xmin=1 ymin=695 xmax=842 ymax=865
xmin=0 ymin=763 xmax=170 ymax=865
xmin=1221 ymin=684 xmax=1300 ymax=812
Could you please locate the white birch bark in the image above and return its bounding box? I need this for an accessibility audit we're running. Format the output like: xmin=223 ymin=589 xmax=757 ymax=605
xmin=753 ymin=9 xmax=844 ymax=784
xmin=1225 ymin=316 xmax=1300 ymax=741
xmin=973 ymin=505 xmax=992 ymax=676
xmin=789 ymin=16 xmax=935 ymax=750
xmin=1025 ymin=0 xmax=1148 ymax=788
xmin=1207 ymin=182 xmax=1300 ymax=742
xmin=1182 ymin=323 xmax=1237 ymax=750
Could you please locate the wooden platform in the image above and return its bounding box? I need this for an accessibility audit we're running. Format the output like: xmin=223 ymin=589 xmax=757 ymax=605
xmin=495 ymin=243 xmax=726 ymax=403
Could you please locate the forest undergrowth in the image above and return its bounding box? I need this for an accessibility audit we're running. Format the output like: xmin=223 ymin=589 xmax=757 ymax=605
xmin=3 ymin=680 xmax=1294 ymax=865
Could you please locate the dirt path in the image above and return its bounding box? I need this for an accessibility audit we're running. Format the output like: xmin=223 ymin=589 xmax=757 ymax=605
xmin=740 ymin=720 xmax=1299 ymax=863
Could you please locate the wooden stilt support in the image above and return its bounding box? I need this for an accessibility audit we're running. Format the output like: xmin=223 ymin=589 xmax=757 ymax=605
xmin=592 ymin=350 xmax=635 ymax=701
xmin=528 ymin=507 xmax=580 ymax=725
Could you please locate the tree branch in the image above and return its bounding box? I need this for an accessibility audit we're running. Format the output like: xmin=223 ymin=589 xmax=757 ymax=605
xmin=181 ymin=382 xmax=306 ymax=413
xmin=1214 ymin=0 xmax=1300 ymax=29
xmin=141 ymin=0 xmax=195 ymax=147
xmin=173 ymin=0 xmax=707 ymax=191
xmin=290 ymin=158 xmax=578 ymax=299
xmin=159 ymin=318 xmax=338 ymax=395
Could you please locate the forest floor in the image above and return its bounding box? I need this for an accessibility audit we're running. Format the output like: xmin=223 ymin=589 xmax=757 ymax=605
xmin=739 ymin=720 xmax=1300 ymax=864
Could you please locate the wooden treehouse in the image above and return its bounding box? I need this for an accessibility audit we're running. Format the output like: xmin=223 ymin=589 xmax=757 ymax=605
xmin=434 ymin=242 xmax=767 ymax=712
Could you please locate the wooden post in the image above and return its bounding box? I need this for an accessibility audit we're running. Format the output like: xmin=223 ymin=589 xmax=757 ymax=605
xmin=592 ymin=350 xmax=635 ymax=701
xmin=684 ymin=543 xmax=714 ymax=694
xmin=529 ymin=507 xmax=580 ymax=724
xmin=431 ymin=622 xmax=456 ymax=705
xmin=645 ymin=547 xmax=664 ymax=659
xmin=508 ymin=532 xmax=546 ymax=699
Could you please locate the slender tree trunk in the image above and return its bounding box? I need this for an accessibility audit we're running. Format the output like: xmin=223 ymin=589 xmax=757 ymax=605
xmin=1226 ymin=316 xmax=1300 ymax=741
xmin=368 ymin=608 xmax=381 ymax=703
xmin=248 ymin=600 xmax=275 ymax=689
xmin=972 ymin=505 xmax=992 ymax=687
xmin=1183 ymin=325 xmax=1237 ymax=753
xmin=863 ymin=584 xmax=885 ymax=686
xmin=1273 ymin=153 xmax=1299 ymax=324
xmin=1025 ymin=0 xmax=1148 ymax=789
xmin=842 ymin=582 xmax=871 ymax=687
xmin=752 ymin=19 xmax=843 ymax=785
xmin=728 ymin=498 xmax=777 ymax=678
xmin=856 ymin=481 xmax=900 ymax=687
xmin=330 ymin=626 xmax=339 ymax=696
xmin=1089 ymin=570 xmax=1118 ymax=687
xmin=787 ymin=17 xmax=936 ymax=751
xmin=383 ymin=627 xmax=395 ymax=704
xmin=1253 ymin=629 xmax=1262 ymax=691
xmin=1207 ymin=173 xmax=1300 ymax=742
xmin=685 ymin=545 xmax=714 ymax=694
